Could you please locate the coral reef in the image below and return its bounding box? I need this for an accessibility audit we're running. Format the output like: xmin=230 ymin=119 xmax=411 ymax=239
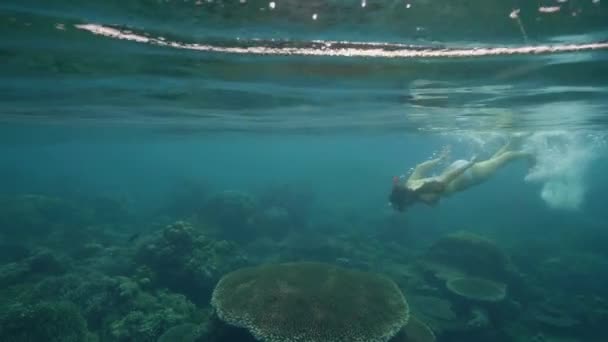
xmin=423 ymin=231 xmax=515 ymax=282
xmin=0 ymin=301 xmax=90 ymax=342
xmin=157 ymin=323 xmax=203 ymax=342
xmin=392 ymin=316 xmax=436 ymax=342
xmin=409 ymin=295 xmax=457 ymax=322
xmin=27 ymin=272 xmax=123 ymax=329
xmin=522 ymin=300 xmax=581 ymax=333
xmin=211 ymin=262 xmax=410 ymax=342
xmin=407 ymin=295 xmax=458 ymax=334
xmin=136 ymin=220 xmax=248 ymax=304
xmin=0 ymin=248 xmax=67 ymax=287
xmin=407 ymin=294 xmax=484 ymax=336
xmin=25 ymin=272 xmax=202 ymax=339
xmin=537 ymin=252 xmax=608 ymax=295
xmin=466 ymin=307 xmax=490 ymax=329
xmin=108 ymin=288 xmax=197 ymax=342
xmin=0 ymin=189 xmax=605 ymax=342
xmin=445 ymin=276 xmax=508 ymax=302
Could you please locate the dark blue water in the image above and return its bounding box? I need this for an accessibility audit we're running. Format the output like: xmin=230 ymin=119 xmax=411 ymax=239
xmin=2 ymin=1 xmax=608 ymax=341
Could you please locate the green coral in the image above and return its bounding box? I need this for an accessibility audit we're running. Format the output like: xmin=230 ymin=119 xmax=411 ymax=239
xmin=424 ymin=231 xmax=514 ymax=281
xmin=392 ymin=316 xmax=436 ymax=342
xmin=157 ymin=323 xmax=202 ymax=342
xmin=0 ymin=301 xmax=89 ymax=342
xmin=110 ymin=310 xmax=176 ymax=342
xmin=29 ymin=272 xmax=123 ymax=329
xmin=211 ymin=262 xmax=409 ymax=342
xmin=109 ymin=290 xmax=198 ymax=342
xmin=24 ymin=269 xmax=202 ymax=340
xmin=445 ymin=277 xmax=507 ymax=302
xmin=136 ymin=221 xmax=247 ymax=304
xmin=0 ymin=249 xmax=66 ymax=287
xmin=0 ymin=261 xmax=30 ymax=287
xmin=21 ymin=268 xmax=202 ymax=341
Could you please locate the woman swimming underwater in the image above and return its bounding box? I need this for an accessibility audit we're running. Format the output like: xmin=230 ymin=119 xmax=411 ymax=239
xmin=389 ymin=142 xmax=535 ymax=212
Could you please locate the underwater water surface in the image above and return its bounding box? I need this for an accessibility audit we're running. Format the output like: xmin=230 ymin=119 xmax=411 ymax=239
xmin=1 ymin=0 xmax=608 ymax=341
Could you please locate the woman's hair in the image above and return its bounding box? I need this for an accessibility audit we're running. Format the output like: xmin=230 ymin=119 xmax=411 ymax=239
xmin=389 ymin=185 xmax=416 ymax=212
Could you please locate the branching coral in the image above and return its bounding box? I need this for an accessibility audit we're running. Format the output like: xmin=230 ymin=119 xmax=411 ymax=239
xmin=136 ymin=221 xmax=247 ymax=304
xmin=0 ymin=301 xmax=89 ymax=342
xmin=108 ymin=287 xmax=200 ymax=341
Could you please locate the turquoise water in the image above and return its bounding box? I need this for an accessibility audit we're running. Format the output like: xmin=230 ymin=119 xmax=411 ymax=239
xmin=1 ymin=1 xmax=608 ymax=341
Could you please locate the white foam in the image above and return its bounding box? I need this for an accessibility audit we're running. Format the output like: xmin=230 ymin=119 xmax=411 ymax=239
xmin=446 ymin=130 xmax=605 ymax=211
xmin=523 ymin=131 xmax=603 ymax=210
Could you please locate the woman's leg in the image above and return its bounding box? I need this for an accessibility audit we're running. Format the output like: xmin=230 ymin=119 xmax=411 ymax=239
xmin=437 ymin=158 xmax=476 ymax=184
xmin=491 ymin=140 xmax=514 ymax=158
xmin=471 ymin=151 xmax=533 ymax=180
xmin=444 ymin=151 xmax=533 ymax=194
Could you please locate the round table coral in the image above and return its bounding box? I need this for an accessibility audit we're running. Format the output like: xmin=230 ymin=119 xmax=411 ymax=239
xmin=393 ymin=315 xmax=436 ymax=342
xmin=211 ymin=262 xmax=410 ymax=342
xmin=445 ymin=276 xmax=507 ymax=302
